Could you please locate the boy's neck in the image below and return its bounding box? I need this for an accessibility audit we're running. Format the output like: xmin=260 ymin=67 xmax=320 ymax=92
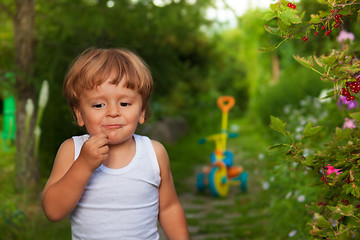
xmin=103 ymin=136 xmax=136 ymax=169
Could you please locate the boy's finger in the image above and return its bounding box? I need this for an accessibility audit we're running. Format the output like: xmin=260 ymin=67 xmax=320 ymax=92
xmin=99 ymin=145 xmax=109 ymax=155
xmin=90 ymin=134 xmax=108 ymax=146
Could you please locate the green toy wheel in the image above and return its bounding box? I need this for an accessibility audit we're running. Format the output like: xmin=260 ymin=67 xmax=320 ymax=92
xmin=208 ymin=166 xmax=229 ymax=197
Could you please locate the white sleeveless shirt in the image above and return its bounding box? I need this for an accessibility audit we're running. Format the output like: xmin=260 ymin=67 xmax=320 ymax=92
xmin=70 ymin=134 xmax=161 ymax=240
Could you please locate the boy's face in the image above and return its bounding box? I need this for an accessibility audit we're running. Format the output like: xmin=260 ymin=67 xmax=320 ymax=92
xmin=74 ymin=79 xmax=145 ymax=145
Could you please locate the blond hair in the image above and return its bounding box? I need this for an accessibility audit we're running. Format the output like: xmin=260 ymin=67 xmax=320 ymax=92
xmin=63 ymin=47 xmax=153 ymax=121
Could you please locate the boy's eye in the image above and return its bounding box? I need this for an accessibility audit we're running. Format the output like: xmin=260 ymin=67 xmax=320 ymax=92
xmin=120 ymin=102 xmax=130 ymax=107
xmin=92 ymin=103 xmax=105 ymax=108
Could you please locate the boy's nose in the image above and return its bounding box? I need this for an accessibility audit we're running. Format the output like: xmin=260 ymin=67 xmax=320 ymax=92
xmin=107 ymin=104 xmax=120 ymax=117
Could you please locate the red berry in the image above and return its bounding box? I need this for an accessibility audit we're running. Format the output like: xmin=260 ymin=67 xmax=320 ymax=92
xmin=314 ymin=31 xmax=319 ymax=35
xmin=321 ymin=26 xmax=326 ymax=30
xmin=342 ymin=199 xmax=350 ymax=206
xmin=334 ymin=23 xmax=340 ymax=28
xmin=291 ymin=4 xmax=296 ymax=9
xmin=302 ymin=36 xmax=308 ymax=42
xmin=321 ymin=176 xmax=328 ymax=184
xmin=331 ymin=9 xmax=335 ymax=13
xmin=325 ymin=30 xmax=331 ymax=36
xmin=342 ymin=88 xmax=347 ymax=93
xmin=287 ymin=3 xmax=292 ymax=7
xmin=346 ymin=177 xmax=351 ymax=184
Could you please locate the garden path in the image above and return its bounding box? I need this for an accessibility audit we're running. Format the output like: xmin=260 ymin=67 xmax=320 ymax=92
xmin=159 ymin=151 xmax=267 ymax=240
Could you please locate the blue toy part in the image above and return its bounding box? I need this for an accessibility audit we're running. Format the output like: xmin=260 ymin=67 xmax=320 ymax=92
xmin=210 ymin=150 xmax=233 ymax=167
xmin=233 ymin=171 xmax=248 ymax=192
xmin=196 ymin=172 xmax=206 ymax=192
xmin=228 ymin=132 xmax=238 ymax=139
xmin=208 ymin=166 xmax=229 ymax=197
xmin=239 ymin=172 xmax=248 ymax=192
xmin=198 ymin=138 xmax=206 ymax=145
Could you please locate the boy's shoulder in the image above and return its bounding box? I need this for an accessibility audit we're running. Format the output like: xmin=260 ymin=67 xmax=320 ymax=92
xmin=134 ymin=134 xmax=164 ymax=149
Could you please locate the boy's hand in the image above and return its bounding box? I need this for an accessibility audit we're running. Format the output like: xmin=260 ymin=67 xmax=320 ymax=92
xmin=78 ymin=134 xmax=109 ymax=171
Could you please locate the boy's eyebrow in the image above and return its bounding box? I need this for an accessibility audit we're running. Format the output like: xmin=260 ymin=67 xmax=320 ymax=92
xmin=85 ymin=92 xmax=139 ymax=101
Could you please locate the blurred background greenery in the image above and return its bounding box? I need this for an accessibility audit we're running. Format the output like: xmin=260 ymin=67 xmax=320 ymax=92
xmin=1 ymin=0 xmax=359 ymax=239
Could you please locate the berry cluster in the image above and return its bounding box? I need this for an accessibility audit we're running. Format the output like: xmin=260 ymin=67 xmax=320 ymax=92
xmin=341 ymin=76 xmax=360 ymax=101
xmin=321 ymin=9 xmax=343 ymax=37
xmin=302 ymin=8 xmax=344 ymax=42
xmin=287 ymin=2 xmax=296 ymax=9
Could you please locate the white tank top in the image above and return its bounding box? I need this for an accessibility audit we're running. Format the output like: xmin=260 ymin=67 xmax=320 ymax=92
xmin=70 ymin=134 xmax=161 ymax=240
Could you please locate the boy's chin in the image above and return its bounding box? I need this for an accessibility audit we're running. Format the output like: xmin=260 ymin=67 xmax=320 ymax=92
xmin=107 ymin=135 xmax=134 ymax=146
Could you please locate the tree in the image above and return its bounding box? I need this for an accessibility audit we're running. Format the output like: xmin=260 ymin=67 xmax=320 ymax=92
xmin=1 ymin=0 xmax=38 ymax=192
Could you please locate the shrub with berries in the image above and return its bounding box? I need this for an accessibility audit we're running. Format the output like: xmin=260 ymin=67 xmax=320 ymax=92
xmin=263 ymin=0 xmax=356 ymax=50
xmin=265 ymin=0 xmax=360 ymax=238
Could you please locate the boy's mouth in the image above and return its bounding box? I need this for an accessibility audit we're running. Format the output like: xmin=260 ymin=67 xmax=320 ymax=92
xmin=102 ymin=124 xmax=123 ymax=129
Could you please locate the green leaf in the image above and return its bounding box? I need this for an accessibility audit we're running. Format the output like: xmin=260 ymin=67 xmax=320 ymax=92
xmin=351 ymin=183 xmax=360 ymax=198
xmin=320 ymin=50 xmax=338 ymax=66
xmin=268 ymin=143 xmax=288 ymax=151
xmin=303 ymin=122 xmax=323 ymax=138
xmin=350 ymin=112 xmax=360 ymax=121
xmin=263 ymin=11 xmax=277 ymax=21
xmin=327 ymin=204 xmax=354 ymax=217
xmin=316 ymin=0 xmax=328 ymax=4
xmin=264 ymin=25 xmax=280 ymax=35
xmin=269 ymin=3 xmax=280 ymax=11
xmin=310 ymin=14 xmax=321 ymax=24
xmin=293 ymin=55 xmax=314 ymax=69
xmin=314 ymin=213 xmax=332 ymax=228
xmin=313 ymin=55 xmax=324 ymax=68
xmin=270 ymin=116 xmax=288 ymax=136
xmin=279 ymin=9 xmax=302 ymax=25
xmin=302 ymin=156 xmax=315 ymax=167
xmin=335 ymin=127 xmax=351 ymax=141
xmin=258 ymin=45 xmax=278 ymax=52
xmin=319 ymin=90 xmax=335 ymax=100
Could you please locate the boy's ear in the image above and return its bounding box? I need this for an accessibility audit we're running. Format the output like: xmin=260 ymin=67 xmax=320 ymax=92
xmin=74 ymin=108 xmax=85 ymax=127
xmin=138 ymin=110 xmax=146 ymax=125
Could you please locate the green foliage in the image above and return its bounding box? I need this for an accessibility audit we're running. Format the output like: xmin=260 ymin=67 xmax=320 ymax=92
xmin=293 ymin=46 xmax=360 ymax=91
xmin=0 ymin=201 xmax=26 ymax=238
xmin=270 ymin=115 xmax=360 ymax=238
xmin=263 ymin=2 xmax=360 ymax=235
xmin=253 ymin=64 xmax=332 ymax=125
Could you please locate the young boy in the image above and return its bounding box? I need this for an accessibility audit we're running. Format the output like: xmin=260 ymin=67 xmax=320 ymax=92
xmin=42 ymin=47 xmax=189 ymax=239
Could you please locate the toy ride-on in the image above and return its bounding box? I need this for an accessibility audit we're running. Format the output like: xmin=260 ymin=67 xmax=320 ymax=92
xmin=196 ymin=96 xmax=248 ymax=197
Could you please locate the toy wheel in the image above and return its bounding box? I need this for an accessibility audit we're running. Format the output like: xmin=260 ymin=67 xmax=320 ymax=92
xmin=208 ymin=166 xmax=229 ymax=197
xmin=239 ymin=172 xmax=248 ymax=192
xmin=196 ymin=172 xmax=206 ymax=192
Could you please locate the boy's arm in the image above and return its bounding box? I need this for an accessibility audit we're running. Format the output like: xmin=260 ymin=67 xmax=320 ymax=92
xmin=42 ymin=135 xmax=108 ymax=222
xmin=153 ymin=140 xmax=189 ymax=240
